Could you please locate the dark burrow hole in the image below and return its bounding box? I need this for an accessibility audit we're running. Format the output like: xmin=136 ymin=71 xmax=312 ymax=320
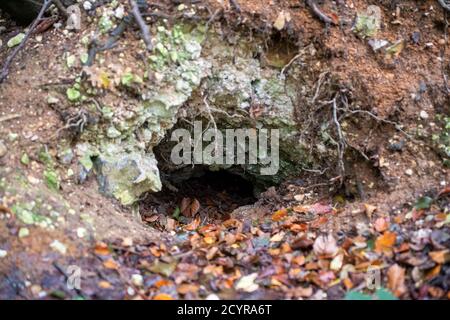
xmin=139 ymin=166 xmax=257 ymax=226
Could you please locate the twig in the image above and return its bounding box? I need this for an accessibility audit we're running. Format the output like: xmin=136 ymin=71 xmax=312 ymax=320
xmin=129 ymin=0 xmax=153 ymax=51
xmin=52 ymin=0 xmax=68 ymax=17
xmin=280 ymin=52 xmax=304 ymax=78
xmin=306 ymin=0 xmax=337 ymax=25
xmin=0 ymin=114 xmax=21 ymax=123
xmin=0 ymin=0 xmax=52 ymax=84
xmin=343 ymin=109 xmax=414 ymax=140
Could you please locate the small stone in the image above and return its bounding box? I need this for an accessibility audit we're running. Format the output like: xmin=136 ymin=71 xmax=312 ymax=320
xmin=114 ymin=5 xmax=125 ymax=19
xmin=0 ymin=140 xmax=7 ymax=158
xmin=294 ymin=194 xmax=305 ymax=202
xmin=131 ymin=274 xmax=143 ymax=287
xmin=18 ymin=227 xmax=30 ymax=238
xmin=438 ymin=39 xmax=446 ymax=45
xmin=8 ymin=133 xmax=18 ymax=142
xmin=127 ymin=287 xmax=136 ymax=296
xmin=419 ymin=110 xmax=429 ymax=119
xmin=0 ymin=249 xmax=7 ymax=258
xmin=50 ymin=240 xmax=67 ymax=255
xmin=76 ymin=227 xmax=87 ymax=238
xmin=405 ymin=168 xmax=413 ymax=176
xmin=83 ymin=1 xmax=92 ymax=11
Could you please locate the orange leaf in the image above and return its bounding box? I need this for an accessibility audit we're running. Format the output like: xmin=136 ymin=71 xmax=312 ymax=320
xmin=103 ymin=258 xmax=119 ymax=270
xmin=272 ymin=208 xmax=288 ymax=221
xmin=98 ymin=281 xmax=112 ymax=289
xmin=94 ymin=242 xmax=110 ymax=256
xmin=375 ymin=231 xmax=396 ymax=253
xmin=153 ymin=293 xmax=174 ymax=300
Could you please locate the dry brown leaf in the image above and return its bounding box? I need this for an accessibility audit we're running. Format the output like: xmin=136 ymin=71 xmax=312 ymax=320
xmin=180 ymin=198 xmax=201 ymax=217
xmin=364 ymin=203 xmax=377 ymax=219
xmin=429 ymin=250 xmax=450 ymax=264
xmin=374 ymin=217 xmax=389 ymax=232
xmin=387 ymin=264 xmax=407 ymax=297
xmin=313 ymin=234 xmax=338 ymax=258
xmin=177 ymin=283 xmax=199 ymax=295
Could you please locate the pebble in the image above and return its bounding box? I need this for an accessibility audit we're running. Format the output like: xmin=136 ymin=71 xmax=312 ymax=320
xmin=83 ymin=1 xmax=92 ymax=11
xmin=18 ymin=227 xmax=30 ymax=238
xmin=419 ymin=110 xmax=429 ymax=119
xmin=405 ymin=168 xmax=413 ymax=176
xmin=76 ymin=227 xmax=87 ymax=238
xmin=131 ymin=274 xmax=143 ymax=287
xmin=0 ymin=140 xmax=6 ymax=158
xmin=50 ymin=240 xmax=67 ymax=255
xmin=0 ymin=249 xmax=7 ymax=258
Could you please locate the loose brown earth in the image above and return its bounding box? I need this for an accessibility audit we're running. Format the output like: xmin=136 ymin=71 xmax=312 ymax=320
xmin=0 ymin=0 xmax=449 ymax=300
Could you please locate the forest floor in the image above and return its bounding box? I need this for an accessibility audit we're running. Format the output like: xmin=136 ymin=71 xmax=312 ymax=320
xmin=0 ymin=0 xmax=450 ymax=300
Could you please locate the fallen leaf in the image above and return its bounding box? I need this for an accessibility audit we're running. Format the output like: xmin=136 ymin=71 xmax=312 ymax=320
xmin=375 ymin=231 xmax=396 ymax=253
xmin=98 ymin=281 xmax=112 ymax=289
xmin=313 ymin=234 xmax=338 ymax=257
xmin=103 ymin=258 xmax=119 ymax=270
xmin=149 ymin=260 xmax=177 ymax=277
xmin=374 ymin=217 xmax=389 ymax=232
xmin=235 ymin=273 xmax=259 ymax=292
xmin=94 ymin=242 xmax=110 ymax=256
xmin=364 ymin=204 xmax=377 ymax=219
xmin=271 ymin=208 xmax=288 ymax=221
xmin=330 ymin=253 xmax=344 ymax=271
xmin=425 ymin=265 xmax=441 ymax=281
xmin=387 ymin=264 xmax=407 ymax=297
xmin=180 ymin=198 xmax=200 ymax=217
xmin=153 ymin=293 xmax=174 ymax=300
xmin=270 ymin=232 xmax=285 ymax=242
xmin=177 ymin=283 xmax=199 ymax=295
xmin=429 ymin=250 xmax=450 ymax=264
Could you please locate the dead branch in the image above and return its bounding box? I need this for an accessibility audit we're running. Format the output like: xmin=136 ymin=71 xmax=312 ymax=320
xmin=129 ymin=0 xmax=153 ymax=51
xmin=0 ymin=0 xmax=53 ymax=84
xmin=306 ymin=0 xmax=337 ymax=25
xmin=0 ymin=114 xmax=21 ymax=123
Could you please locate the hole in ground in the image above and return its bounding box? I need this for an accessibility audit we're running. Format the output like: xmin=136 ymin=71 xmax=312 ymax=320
xmin=139 ymin=166 xmax=257 ymax=227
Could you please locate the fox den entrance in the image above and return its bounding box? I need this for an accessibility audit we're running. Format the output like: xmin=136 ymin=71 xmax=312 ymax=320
xmin=139 ymin=166 xmax=257 ymax=227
